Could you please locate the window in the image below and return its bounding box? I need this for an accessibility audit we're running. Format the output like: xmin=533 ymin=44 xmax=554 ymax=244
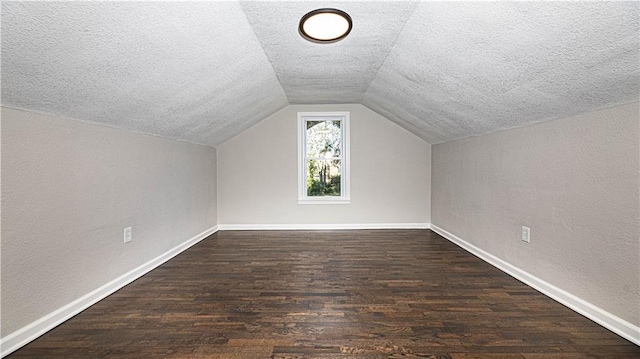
xmin=298 ymin=112 xmax=350 ymax=204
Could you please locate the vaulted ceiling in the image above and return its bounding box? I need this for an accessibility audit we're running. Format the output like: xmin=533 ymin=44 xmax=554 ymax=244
xmin=2 ymin=1 xmax=638 ymax=146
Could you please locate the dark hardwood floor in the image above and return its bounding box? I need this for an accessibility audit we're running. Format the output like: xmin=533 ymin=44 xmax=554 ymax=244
xmin=8 ymin=230 xmax=638 ymax=358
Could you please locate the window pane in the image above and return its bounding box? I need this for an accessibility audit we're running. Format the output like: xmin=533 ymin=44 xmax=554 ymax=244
xmin=306 ymin=159 xmax=341 ymax=197
xmin=306 ymin=120 xmax=342 ymax=158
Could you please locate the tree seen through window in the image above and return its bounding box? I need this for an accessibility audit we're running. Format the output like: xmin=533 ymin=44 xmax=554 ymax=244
xmin=305 ymin=120 xmax=342 ymax=196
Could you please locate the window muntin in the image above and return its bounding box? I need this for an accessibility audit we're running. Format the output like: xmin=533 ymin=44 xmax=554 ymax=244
xmin=298 ymin=112 xmax=350 ymax=204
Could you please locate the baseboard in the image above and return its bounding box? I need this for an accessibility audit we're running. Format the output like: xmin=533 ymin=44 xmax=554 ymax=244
xmin=0 ymin=225 xmax=219 ymax=358
xmin=430 ymin=224 xmax=640 ymax=346
xmin=218 ymin=223 xmax=431 ymax=230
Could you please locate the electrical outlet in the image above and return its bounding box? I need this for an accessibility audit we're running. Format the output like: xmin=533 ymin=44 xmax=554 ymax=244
xmin=124 ymin=227 xmax=132 ymax=243
xmin=521 ymin=226 xmax=530 ymax=243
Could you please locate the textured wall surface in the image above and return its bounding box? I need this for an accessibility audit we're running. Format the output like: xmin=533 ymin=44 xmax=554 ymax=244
xmin=2 ymin=1 xmax=637 ymax=146
xmin=1 ymin=107 xmax=217 ymax=336
xmin=431 ymin=102 xmax=640 ymax=326
xmin=218 ymin=104 xmax=430 ymax=225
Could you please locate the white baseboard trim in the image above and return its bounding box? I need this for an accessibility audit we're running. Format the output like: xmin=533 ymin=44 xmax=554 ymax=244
xmin=218 ymin=223 xmax=431 ymax=230
xmin=0 ymin=225 xmax=219 ymax=358
xmin=430 ymin=224 xmax=640 ymax=346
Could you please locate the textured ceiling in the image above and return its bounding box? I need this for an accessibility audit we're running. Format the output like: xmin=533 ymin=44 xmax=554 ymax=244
xmin=1 ymin=1 xmax=287 ymax=146
xmin=2 ymin=1 xmax=638 ymax=146
xmin=363 ymin=1 xmax=640 ymax=143
xmin=241 ymin=1 xmax=418 ymax=104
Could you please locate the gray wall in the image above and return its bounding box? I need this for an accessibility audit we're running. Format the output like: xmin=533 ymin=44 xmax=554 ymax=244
xmin=1 ymin=107 xmax=217 ymax=336
xmin=218 ymin=104 xmax=431 ymax=226
xmin=431 ymin=102 xmax=639 ymax=326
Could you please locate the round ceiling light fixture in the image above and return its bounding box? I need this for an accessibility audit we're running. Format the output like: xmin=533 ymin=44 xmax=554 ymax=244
xmin=299 ymin=8 xmax=352 ymax=44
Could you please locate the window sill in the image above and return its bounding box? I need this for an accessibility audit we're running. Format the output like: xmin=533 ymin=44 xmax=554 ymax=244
xmin=298 ymin=198 xmax=351 ymax=205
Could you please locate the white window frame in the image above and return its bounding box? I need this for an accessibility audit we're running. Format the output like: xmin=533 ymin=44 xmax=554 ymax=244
xmin=297 ymin=111 xmax=350 ymax=205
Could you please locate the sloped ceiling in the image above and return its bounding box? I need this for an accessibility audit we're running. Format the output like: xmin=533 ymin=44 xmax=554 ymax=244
xmin=1 ymin=1 xmax=288 ymax=145
xmin=1 ymin=1 xmax=638 ymax=146
xmin=363 ymin=1 xmax=640 ymax=143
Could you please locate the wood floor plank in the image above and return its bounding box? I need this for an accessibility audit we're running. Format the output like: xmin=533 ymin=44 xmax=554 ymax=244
xmin=7 ymin=229 xmax=638 ymax=358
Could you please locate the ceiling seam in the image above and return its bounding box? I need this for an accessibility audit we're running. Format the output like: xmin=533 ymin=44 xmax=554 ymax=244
xmin=238 ymin=0 xmax=290 ymax=105
xmin=359 ymin=1 xmax=421 ymax=103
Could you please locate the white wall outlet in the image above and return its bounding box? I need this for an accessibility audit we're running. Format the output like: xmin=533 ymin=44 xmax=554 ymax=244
xmin=521 ymin=226 xmax=530 ymax=243
xmin=124 ymin=227 xmax=132 ymax=243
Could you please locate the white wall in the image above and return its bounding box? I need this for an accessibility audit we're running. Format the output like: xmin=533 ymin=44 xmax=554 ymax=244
xmin=1 ymin=107 xmax=217 ymax=337
xmin=431 ymin=102 xmax=639 ymax=327
xmin=218 ymin=104 xmax=431 ymax=226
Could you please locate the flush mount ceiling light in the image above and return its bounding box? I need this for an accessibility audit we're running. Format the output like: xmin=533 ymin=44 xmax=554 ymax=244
xmin=299 ymin=8 xmax=352 ymax=44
